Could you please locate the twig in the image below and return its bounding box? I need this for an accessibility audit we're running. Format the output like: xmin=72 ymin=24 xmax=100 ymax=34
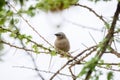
xmin=81 ymin=43 xmax=88 ymax=48
xmin=109 ymin=47 xmax=120 ymax=58
xmin=98 ymin=66 xmax=120 ymax=72
xmin=71 ymin=61 xmax=120 ymax=66
xmin=13 ymin=66 xmax=71 ymax=77
xmin=19 ymin=36 xmax=45 ymax=80
xmin=50 ymin=45 xmax=97 ymax=80
xmin=6 ymin=25 xmax=46 ymax=80
xmin=69 ymin=66 xmax=76 ymax=80
xmin=64 ymin=19 xmax=103 ymax=32
xmin=71 ymin=45 xmax=97 ymax=62
xmin=72 ymin=47 xmax=97 ymax=65
xmin=28 ymin=53 xmax=45 ymax=80
xmin=74 ymin=4 xmax=108 ymax=25
xmin=0 ymin=40 xmax=49 ymax=54
xmin=50 ymin=61 xmax=70 ymax=80
xmin=0 ymin=26 xmax=52 ymax=52
xmin=7 ymin=2 xmax=54 ymax=48
xmin=89 ymin=32 xmax=97 ymax=44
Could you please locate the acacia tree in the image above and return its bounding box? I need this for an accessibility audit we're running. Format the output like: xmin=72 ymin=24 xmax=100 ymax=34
xmin=0 ymin=0 xmax=120 ymax=80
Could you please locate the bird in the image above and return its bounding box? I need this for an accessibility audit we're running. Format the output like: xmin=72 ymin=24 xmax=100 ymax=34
xmin=54 ymin=32 xmax=70 ymax=57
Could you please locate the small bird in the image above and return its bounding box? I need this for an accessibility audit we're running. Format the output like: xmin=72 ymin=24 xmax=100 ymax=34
xmin=54 ymin=32 xmax=70 ymax=56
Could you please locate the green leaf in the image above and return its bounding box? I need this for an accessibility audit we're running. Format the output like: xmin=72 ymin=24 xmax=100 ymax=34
xmin=36 ymin=0 xmax=78 ymax=11
xmin=91 ymin=70 xmax=103 ymax=80
xmin=0 ymin=18 xmax=6 ymax=25
xmin=98 ymin=59 xmax=104 ymax=67
xmin=18 ymin=34 xmax=26 ymax=40
xmin=106 ymin=64 xmax=112 ymax=69
xmin=0 ymin=11 xmax=7 ymax=25
xmin=26 ymin=10 xmax=35 ymax=17
xmin=0 ymin=27 xmax=7 ymax=33
xmin=25 ymin=39 xmax=30 ymax=45
xmin=99 ymin=59 xmax=104 ymax=64
xmin=78 ymin=57 xmax=99 ymax=77
xmin=0 ymin=0 xmax=5 ymax=11
xmin=10 ymin=18 xmax=14 ymax=25
xmin=51 ymin=50 xmax=57 ymax=56
xmin=107 ymin=71 xmax=113 ymax=80
xmin=32 ymin=44 xmax=39 ymax=53
xmin=10 ymin=32 xmax=17 ymax=37
xmin=7 ymin=10 xmax=13 ymax=16
xmin=20 ymin=0 xmax=24 ymax=6
xmin=26 ymin=35 xmax=32 ymax=39
xmin=25 ymin=35 xmax=32 ymax=44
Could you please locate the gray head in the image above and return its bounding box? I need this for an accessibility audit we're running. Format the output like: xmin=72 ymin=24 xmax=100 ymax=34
xmin=55 ymin=32 xmax=66 ymax=39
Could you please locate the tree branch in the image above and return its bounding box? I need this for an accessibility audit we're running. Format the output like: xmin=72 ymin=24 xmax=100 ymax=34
xmin=74 ymin=3 xmax=108 ymax=25
xmin=84 ymin=2 xmax=120 ymax=80
xmin=13 ymin=66 xmax=71 ymax=77
xmin=0 ymin=40 xmax=49 ymax=54
xmin=50 ymin=45 xmax=97 ymax=79
xmin=7 ymin=2 xmax=54 ymax=48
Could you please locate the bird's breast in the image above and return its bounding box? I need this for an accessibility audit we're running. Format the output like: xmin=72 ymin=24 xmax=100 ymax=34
xmin=54 ymin=38 xmax=70 ymax=52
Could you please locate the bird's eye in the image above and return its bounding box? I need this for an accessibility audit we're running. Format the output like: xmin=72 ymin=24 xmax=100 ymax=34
xmin=58 ymin=34 xmax=62 ymax=36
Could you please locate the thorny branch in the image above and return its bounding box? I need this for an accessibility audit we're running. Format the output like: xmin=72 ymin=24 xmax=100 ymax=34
xmin=0 ymin=40 xmax=39 ymax=53
xmin=23 ymin=50 xmax=45 ymax=80
xmin=0 ymin=26 xmax=52 ymax=52
xmin=10 ymin=26 xmax=45 ymax=80
xmin=70 ymin=46 xmax=97 ymax=66
xmin=84 ymin=2 xmax=120 ymax=80
xmin=2 ymin=35 xmax=120 ymax=80
xmin=7 ymin=2 xmax=54 ymax=48
xmin=50 ymin=2 xmax=120 ymax=80
xmin=50 ymin=45 xmax=97 ymax=80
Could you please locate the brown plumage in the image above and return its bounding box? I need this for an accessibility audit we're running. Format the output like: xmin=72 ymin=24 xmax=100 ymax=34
xmin=54 ymin=32 xmax=70 ymax=53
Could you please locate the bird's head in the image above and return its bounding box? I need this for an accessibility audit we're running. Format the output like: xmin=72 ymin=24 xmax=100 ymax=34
xmin=55 ymin=32 xmax=66 ymax=39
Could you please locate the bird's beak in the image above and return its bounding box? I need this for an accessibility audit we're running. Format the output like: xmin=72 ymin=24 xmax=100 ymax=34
xmin=54 ymin=33 xmax=60 ymax=36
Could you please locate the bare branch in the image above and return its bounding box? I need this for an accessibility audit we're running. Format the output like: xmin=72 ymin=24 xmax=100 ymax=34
xmin=69 ymin=66 xmax=76 ymax=80
xmin=74 ymin=4 xmax=108 ymax=25
xmin=50 ymin=61 xmax=70 ymax=80
xmin=13 ymin=66 xmax=71 ymax=77
xmin=71 ymin=45 xmax=97 ymax=62
xmin=98 ymin=66 xmax=120 ymax=72
xmin=89 ymin=32 xmax=97 ymax=44
xmin=72 ymin=61 xmax=120 ymax=66
xmin=109 ymin=47 xmax=120 ymax=58
xmin=71 ymin=47 xmax=97 ymax=66
xmin=64 ymin=19 xmax=103 ymax=32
